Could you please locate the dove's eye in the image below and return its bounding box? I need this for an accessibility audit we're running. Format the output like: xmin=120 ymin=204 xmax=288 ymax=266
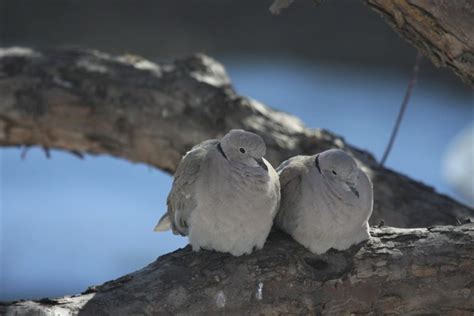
xmin=239 ymin=147 xmax=246 ymax=154
xmin=332 ymin=170 xmax=337 ymax=175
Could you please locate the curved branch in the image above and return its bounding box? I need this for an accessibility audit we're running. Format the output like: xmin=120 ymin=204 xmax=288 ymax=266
xmin=0 ymin=47 xmax=472 ymax=228
xmin=364 ymin=0 xmax=474 ymax=87
xmin=2 ymin=224 xmax=473 ymax=315
xmin=271 ymin=0 xmax=474 ymax=87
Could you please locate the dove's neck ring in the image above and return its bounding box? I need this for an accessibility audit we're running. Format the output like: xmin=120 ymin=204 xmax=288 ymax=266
xmin=217 ymin=142 xmax=228 ymax=160
xmin=315 ymin=154 xmax=322 ymax=174
xmin=314 ymin=153 xmax=359 ymax=203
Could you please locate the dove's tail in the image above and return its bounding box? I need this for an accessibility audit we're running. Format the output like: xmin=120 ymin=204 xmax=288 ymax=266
xmin=154 ymin=213 xmax=171 ymax=232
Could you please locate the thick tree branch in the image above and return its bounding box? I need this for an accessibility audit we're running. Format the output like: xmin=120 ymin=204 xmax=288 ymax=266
xmin=271 ymin=0 xmax=474 ymax=87
xmin=0 ymin=47 xmax=472 ymax=228
xmin=2 ymin=224 xmax=473 ymax=315
xmin=364 ymin=0 xmax=474 ymax=87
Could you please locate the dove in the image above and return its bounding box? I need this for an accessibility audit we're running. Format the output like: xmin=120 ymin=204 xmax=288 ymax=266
xmin=154 ymin=129 xmax=280 ymax=256
xmin=275 ymin=149 xmax=373 ymax=254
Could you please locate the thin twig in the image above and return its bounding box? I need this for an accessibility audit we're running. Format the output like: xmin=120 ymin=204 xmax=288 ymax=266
xmin=380 ymin=52 xmax=422 ymax=166
xmin=42 ymin=146 xmax=51 ymax=159
xmin=69 ymin=150 xmax=85 ymax=159
xmin=269 ymin=0 xmax=295 ymax=15
xmin=20 ymin=146 xmax=30 ymax=160
xmin=270 ymin=0 xmax=323 ymax=15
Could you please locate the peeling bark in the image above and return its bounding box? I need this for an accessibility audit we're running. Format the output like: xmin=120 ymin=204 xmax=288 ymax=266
xmin=271 ymin=0 xmax=474 ymax=87
xmin=0 ymin=47 xmax=472 ymax=228
xmin=2 ymin=224 xmax=473 ymax=315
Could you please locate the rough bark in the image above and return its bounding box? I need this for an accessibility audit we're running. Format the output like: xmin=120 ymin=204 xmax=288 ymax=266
xmin=271 ymin=0 xmax=474 ymax=87
xmin=364 ymin=0 xmax=474 ymax=87
xmin=0 ymin=47 xmax=472 ymax=228
xmin=2 ymin=224 xmax=473 ymax=315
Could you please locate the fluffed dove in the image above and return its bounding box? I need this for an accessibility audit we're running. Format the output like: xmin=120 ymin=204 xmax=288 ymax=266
xmin=154 ymin=129 xmax=280 ymax=256
xmin=275 ymin=149 xmax=373 ymax=254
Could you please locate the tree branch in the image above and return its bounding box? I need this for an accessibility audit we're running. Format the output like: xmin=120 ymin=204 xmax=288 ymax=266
xmin=2 ymin=224 xmax=473 ymax=315
xmin=0 ymin=47 xmax=472 ymax=228
xmin=364 ymin=0 xmax=474 ymax=87
xmin=270 ymin=0 xmax=474 ymax=87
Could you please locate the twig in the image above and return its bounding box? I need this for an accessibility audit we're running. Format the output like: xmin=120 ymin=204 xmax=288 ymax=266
xmin=270 ymin=0 xmax=323 ymax=15
xmin=269 ymin=0 xmax=295 ymax=15
xmin=42 ymin=146 xmax=51 ymax=159
xmin=380 ymin=52 xmax=422 ymax=166
xmin=69 ymin=150 xmax=85 ymax=159
xmin=20 ymin=146 xmax=30 ymax=160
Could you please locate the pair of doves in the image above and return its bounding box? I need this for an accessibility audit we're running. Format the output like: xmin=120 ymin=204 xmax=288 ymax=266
xmin=155 ymin=129 xmax=373 ymax=256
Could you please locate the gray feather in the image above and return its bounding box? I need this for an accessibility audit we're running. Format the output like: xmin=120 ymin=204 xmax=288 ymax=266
xmin=166 ymin=139 xmax=219 ymax=236
xmin=275 ymin=150 xmax=373 ymax=254
xmin=154 ymin=130 xmax=281 ymax=256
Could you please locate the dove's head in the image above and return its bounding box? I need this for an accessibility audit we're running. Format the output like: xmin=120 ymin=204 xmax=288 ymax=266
xmin=316 ymin=149 xmax=360 ymax=198
xmin=220 ymin=129 xmax=268 ymax=170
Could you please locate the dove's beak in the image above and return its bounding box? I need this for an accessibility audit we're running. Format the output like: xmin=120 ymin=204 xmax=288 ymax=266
xmin=346 ymin=182 xmax=359 ymax=199
xmin=255 ymin=157 xmax=268 ymax=171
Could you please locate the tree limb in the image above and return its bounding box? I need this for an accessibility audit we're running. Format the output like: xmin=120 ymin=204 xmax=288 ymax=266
xmin=364 ymin=0 xmax=474 ymax=87
xmin=270 ymin=0 xmax=474 ymax=87
xmin=0 ymin=47 xmax=472 ymax=228
xmin=2 ymin=224 xmax=473 ymax=315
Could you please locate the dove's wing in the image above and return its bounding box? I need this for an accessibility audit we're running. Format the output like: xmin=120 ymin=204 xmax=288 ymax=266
xmin=357 ymin=168 xmax=374 ymax=220
xmin=275 ymin=156 xmax=309 ymax=232
xmin=264 ymin=158 xmax=281 ymax=216
xmin=277 ymin=156 xmax=308 ymax=185
xmin=155 ymin=139 xmax=219 ymax=236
